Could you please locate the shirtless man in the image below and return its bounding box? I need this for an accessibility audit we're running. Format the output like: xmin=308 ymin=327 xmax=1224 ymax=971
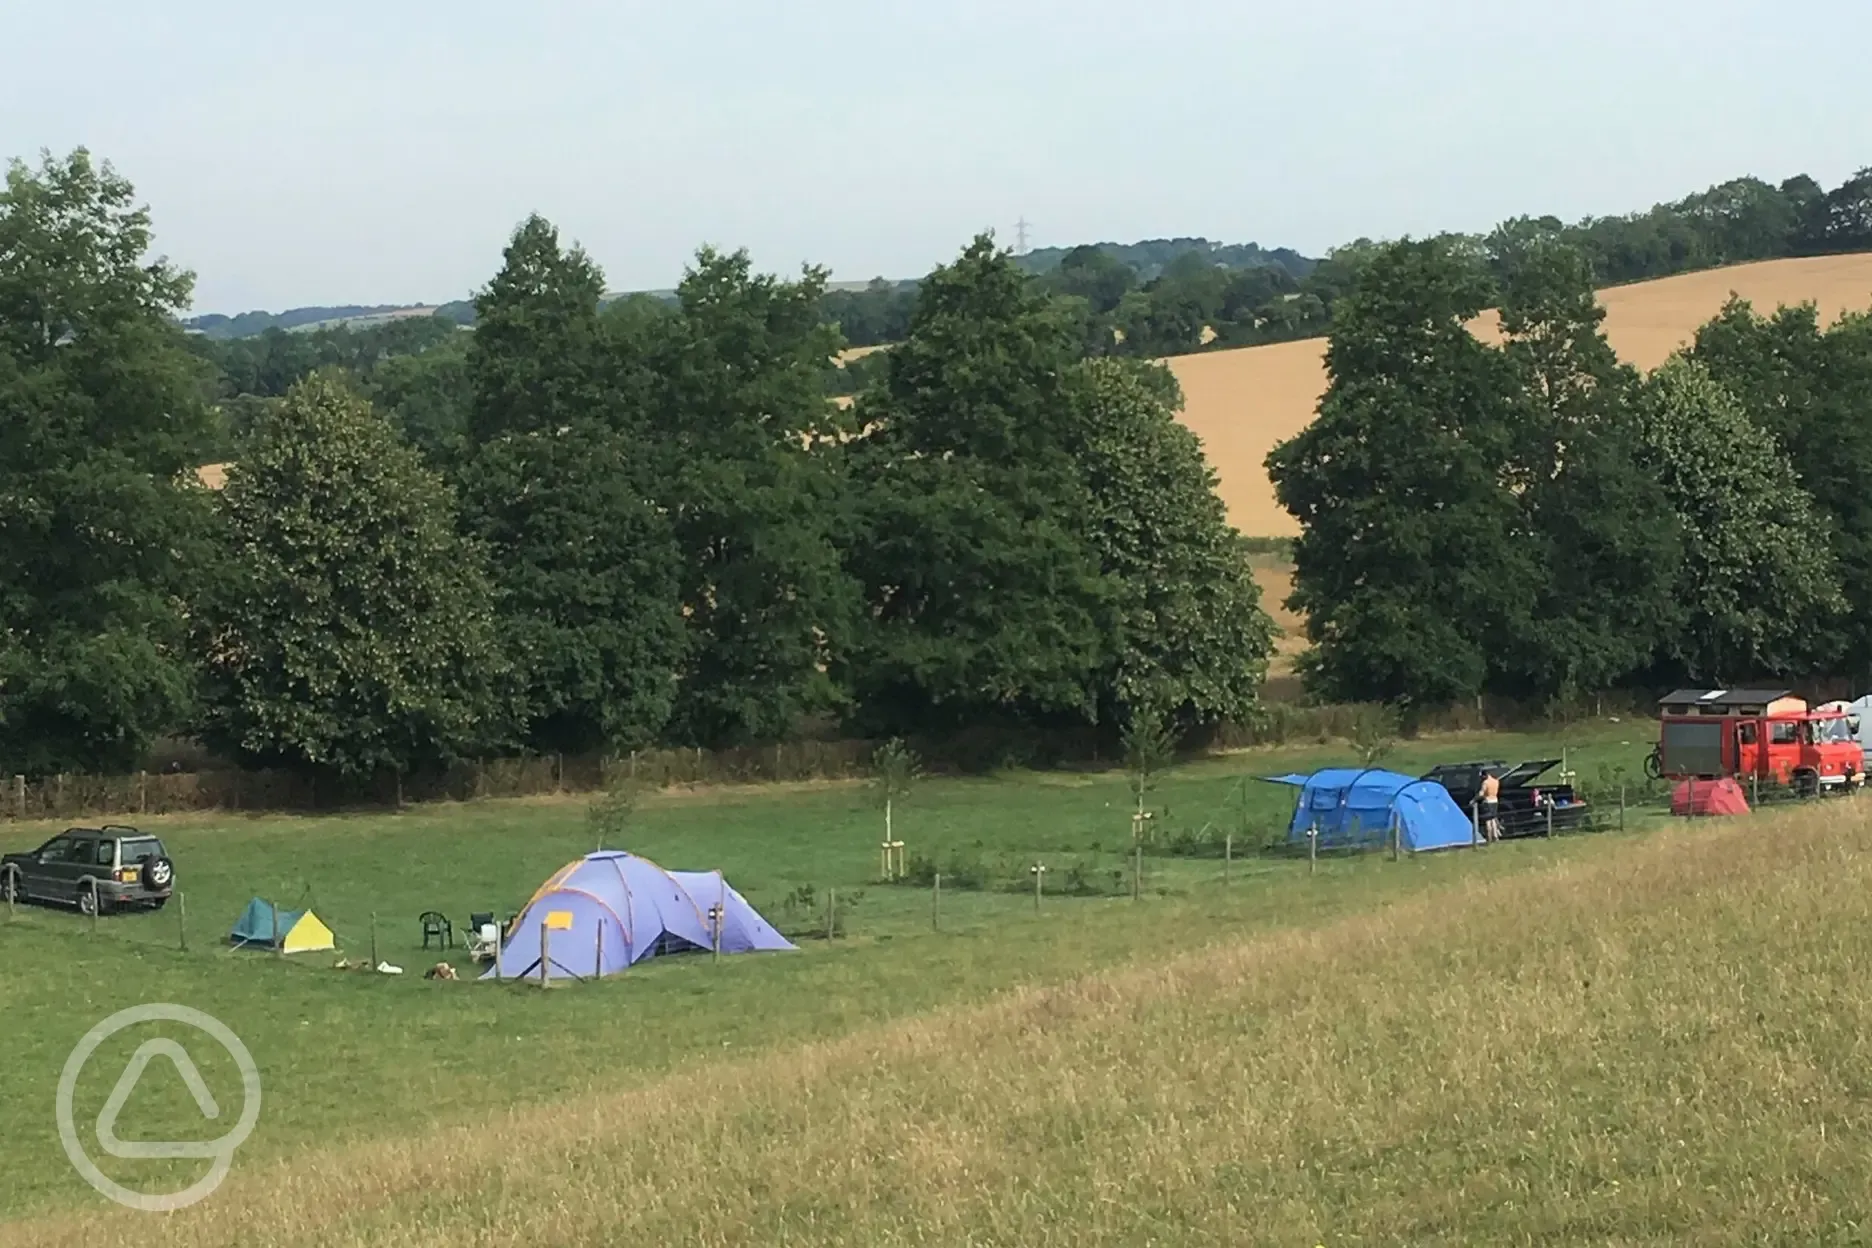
xmin=1479 ymin=769 xmax=1502 ymax=843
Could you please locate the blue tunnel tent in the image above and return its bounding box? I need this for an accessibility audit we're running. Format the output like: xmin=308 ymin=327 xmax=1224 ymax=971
xmin=1263 ymin=768 xmax=1475 ymax=852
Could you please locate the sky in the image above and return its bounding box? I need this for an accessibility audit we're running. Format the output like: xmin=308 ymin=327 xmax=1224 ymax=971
xmin=3 ymin=0 xmax=1868 ymax=314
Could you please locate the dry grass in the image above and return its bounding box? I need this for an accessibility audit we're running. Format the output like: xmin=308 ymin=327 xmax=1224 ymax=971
xmin=1170 ymin=253 xmax=1872 ymax=537
xmin=18 ymin=800 xmax=1872 ymax=1245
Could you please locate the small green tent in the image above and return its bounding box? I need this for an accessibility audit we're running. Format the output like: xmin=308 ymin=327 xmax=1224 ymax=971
xmin=229 ymin=898 xmax=335 ymax=953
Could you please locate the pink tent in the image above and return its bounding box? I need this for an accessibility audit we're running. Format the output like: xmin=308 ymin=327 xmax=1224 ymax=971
xmin=1672 ymin=776 xmax=1751 ymax=817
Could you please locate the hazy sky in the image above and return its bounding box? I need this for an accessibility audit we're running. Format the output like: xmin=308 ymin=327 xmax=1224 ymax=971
xmin=4 ymin=1 xmax=1866 ymax=314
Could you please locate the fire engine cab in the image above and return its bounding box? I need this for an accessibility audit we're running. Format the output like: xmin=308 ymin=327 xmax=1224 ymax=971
xmin=1646 ymin=687 xmax=1864 ymax=795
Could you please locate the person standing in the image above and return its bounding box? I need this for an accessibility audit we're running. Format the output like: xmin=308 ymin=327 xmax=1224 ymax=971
xmin=1479 ymin=769 xmax=1502 ymax=843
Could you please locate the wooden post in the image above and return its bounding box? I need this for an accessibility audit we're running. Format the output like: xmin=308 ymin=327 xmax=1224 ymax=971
xmin=540 ymin=918 xmax=550 ymax=987
xmin=394 ymin=771 xmax=404 ymax=810
xmin=178 ymin=892 xmax=188 ymax=952
xmin=1751 ymin=771 xmax=1759 ymax=807
xmin=3 ymin=866 xmax=13 ymax=921
xmin=1309 ymin=824 xmax=1318 ymax=875
xmin=1619 ymin=783 xmax=1627 ymax=832
xmin=555 ymin=753 xmax=564 ymax=793
xmin=370 ymin=912 xmax=379 ymax=968
xmin=272 ymin=903 xmax=281 ymax=959
xmin=774 ymin=742 xmax=783 ymax=780
xmin=1031 ymin=863 xmax=1046 ymax=914
xmin=932 ymin=871 xmax=941 ymax=930
xmin=56 ymin=773 xmax=65 ymax=816
xmin=596 ymin=919 xmax=605 ymax=978
xmin=90 ymin=880 xmax=99 ymax=936
xmin=826 ymin=888 xmax=837 ymax=942
xmin=1132 ymin=845 xmax=1142 ymax=900
xmin=138 ymin=770 xmax=147 ymax=815
xmin=12 ymin=773 xmax=22 ymax=819
xmin=1389 ymin=814 xmax=1399 ymax=862
xmin=1471 ymin=802 xmax=1481 ymax=848
xmin=714 ymin=871 xmax=725 ymax=964
xmin=1545 ymin=798 xmax=1554 ymax=838
xmin=1224 ymin=832 xmax=1233 ymax=884
xmin=630 ymin=749 xmax=638 ymax=780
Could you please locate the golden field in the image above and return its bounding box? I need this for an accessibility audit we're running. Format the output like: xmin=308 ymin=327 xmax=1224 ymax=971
xmin=14 ymin=797 xmax=1872 ymax=1245
xmin=1170 ymin=253 xmax=1872 ymax=537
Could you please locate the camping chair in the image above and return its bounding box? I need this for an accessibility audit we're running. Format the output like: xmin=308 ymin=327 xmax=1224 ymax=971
xmin=419 ymin=911 xmax=453 ymax=951
xmin=466 ymin=911 xmax=501 ymax=964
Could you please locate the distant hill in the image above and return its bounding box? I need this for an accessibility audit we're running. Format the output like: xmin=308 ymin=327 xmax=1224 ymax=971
xmin=180 ymin=241 xmax=1312 ymax=339
xmin=1016 ymin=238 xmax=1317 ymax=283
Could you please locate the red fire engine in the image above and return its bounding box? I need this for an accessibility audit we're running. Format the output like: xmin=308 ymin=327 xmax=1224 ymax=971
xmin=1645 ymin=688 xmax=1864 ymax=795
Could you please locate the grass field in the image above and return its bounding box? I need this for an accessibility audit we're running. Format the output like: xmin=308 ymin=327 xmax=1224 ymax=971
xmin=0 ymin=723 xmax=1665 ymax=1238
xmin=1171 ymin=252 xmax=1872 ymax=536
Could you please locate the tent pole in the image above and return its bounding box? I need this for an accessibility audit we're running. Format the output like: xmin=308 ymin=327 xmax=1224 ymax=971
xmin=272 ymin=902 xmax=280 ymax=959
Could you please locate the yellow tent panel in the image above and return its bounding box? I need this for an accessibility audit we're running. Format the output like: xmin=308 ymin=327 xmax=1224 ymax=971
xmin=281 ymin=911 xmax=335 ymax=954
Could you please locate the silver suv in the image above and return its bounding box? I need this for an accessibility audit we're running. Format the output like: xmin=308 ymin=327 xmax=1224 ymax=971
xmin=0 ymin=826 xmax=175 ymax=915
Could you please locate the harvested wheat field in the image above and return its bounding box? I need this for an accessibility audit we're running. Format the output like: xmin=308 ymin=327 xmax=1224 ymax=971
xmin=1172 ymin=253 xmax=1872 ymax=537
xmin=16 ymin=802 xmax=1872 ymax=1246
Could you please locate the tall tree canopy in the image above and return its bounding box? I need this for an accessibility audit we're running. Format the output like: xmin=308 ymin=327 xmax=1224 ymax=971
xmin=194 ymin=376 xmax=506 ymax=779
xmin=643 ymin=248 xmax=858 ymax=747
xmin=1074 ymin=358 xmax=1272 ymax=725
xmin=1693 ymin=298 xmax=1872 ymax=673
xmin=1268 ymin=237 xmax=1531 ymax=709
xmin=1491 ymin=236 xmax=1681 ymax=700
xmin=454 ymin=216 xmax=686 ymax=754
xmin=0 ymin=149 xmax=216 ymax=775
xmin=844 ymin=235 xmax=1121 ymax=734
xmin=1633 ymin=357 xmax=1841 ymax=682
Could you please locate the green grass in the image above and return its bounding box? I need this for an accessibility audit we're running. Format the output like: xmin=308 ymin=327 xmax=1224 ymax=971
xmin=0 ymin=723 xmax=1651 ymax=1223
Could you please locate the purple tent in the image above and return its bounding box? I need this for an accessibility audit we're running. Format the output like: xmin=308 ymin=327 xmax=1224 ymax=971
xmin=481 ymin=851 xmax=794 ymax=982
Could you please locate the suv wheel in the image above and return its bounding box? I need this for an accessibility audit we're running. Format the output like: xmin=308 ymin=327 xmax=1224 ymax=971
xmin=143 ymin=857 xmax=174 ymax=891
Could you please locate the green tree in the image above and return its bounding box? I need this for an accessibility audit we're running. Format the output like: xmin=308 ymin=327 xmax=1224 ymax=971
xmin=1267 ymin=238 xmax=1531 ymax=710
xmin=455 ymin=216 xmax=687 ymax=754
xmin=643 ymin=247 xmax=860 ymax=747
xmin=1633 ymin=357 xmax=1842 ymax=681
xmin=844 ymin=234 xmax=1121 ymax=735
xmin=194 ymin=376 xmax=506 ymax=779
xmin=1492 ymin=237 xmax=1681 ymax=700
xmin=1074 ymin=358 xmax=1273 ymax=725
xmin=0 ymin=148 xmax=216 ymax=775
xmin=868 ymin=737 xmax=921 ymax=849
xmin=1693 ymin=297 xmax=1872 ymax=672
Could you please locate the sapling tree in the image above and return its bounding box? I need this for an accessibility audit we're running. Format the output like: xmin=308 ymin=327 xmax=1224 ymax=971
xmin=870 ymin=737 xmax=921 ymax=850
xmin=1122 ymin=702 xmax=1177 ymax=843
xmin=1352 ymin=704 xmax=1401 ymax=767
xmin=587 ymin=776 xmax=649 ymax=852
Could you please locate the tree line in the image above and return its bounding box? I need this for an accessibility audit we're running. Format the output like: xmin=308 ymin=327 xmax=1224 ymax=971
xmin=1268 ymin=229 xmax=1872 ymax=714
xmin=0 ymin=149 xmax=1273 ymax=782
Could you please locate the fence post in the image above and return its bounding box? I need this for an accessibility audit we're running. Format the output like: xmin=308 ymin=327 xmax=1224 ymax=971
xmin=272 ymin=903 xmax=281 ymax=959
xmin=1546 ymin=798 xmax=1554 ymax=838
xmin=371 ymin=912 xmax=379 ymax=968
xmin=1132 ymin=845 xmax=1142 ymax=900
xmin=555 ymin=753 xmax=564 ymax=793
xmin=1224 ymin=833 xmax=1233 ymax=885
xmin=1031 ymin=862 xmax=1046 ymax=914
xmin=1619 ymin=784 xmax=1627 ymax=832
xmin=932 ymin=872 xmax=941 ymax=930
xmin=826 ymin=888 xmax=836 ymax=942
xmin=56 ymin=773 xmax=65 ymax=816
xmin=1309 ymin=824 xmax=1318 ymax=875
xmin=178 ymin=892 xmax=188 ymax=952
xmin=90 ymin=880 xmax=100 ymax=936
xmin=1471 ymin=803 xmax=1481 ymax=848
xmin=1751 ymin=772 xmax=1759 ymax=807
xmin=138 ymin=770 xmax=147 ymax=815
xmin=12 ymin=774 xmax=22 ymax=819
xmin=3 ymin=866 xmax=14 ymax=920
xmin=1389 ymin=814 xmax=1399 ymax=862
